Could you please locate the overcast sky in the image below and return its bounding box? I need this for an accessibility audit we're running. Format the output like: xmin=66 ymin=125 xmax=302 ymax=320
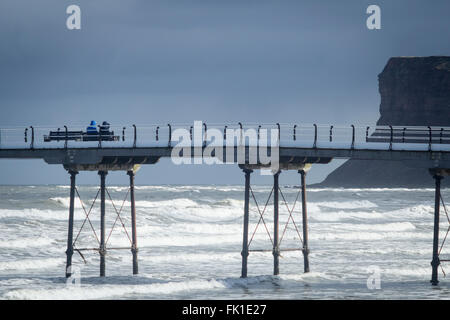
xmin=0 ymin=0 xmax=449 ymax=185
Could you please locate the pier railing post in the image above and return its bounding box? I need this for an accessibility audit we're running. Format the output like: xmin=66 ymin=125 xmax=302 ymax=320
xmin=99 ymin=170 xmax=108 ymax=277
xmin=273 ymin=170 xmax=281 ymax=275
xmin=65 ymin=170 xmax=78 ymax=278
xmin=241 ymin=168 xmax=252 ymax=278
xmin=127 ymin=170 xmax=139 ymax=275
xmin=299 ymin=169 xmax=310 ymax=273
xmin=431 ymin=174 xmax=442 ymax=285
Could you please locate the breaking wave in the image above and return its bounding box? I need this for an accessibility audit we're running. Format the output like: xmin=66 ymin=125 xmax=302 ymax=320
xmin=2 ymin=278 xmax=227 ymax=300
xmin=0 ymin=258 xmax=62 ymax=271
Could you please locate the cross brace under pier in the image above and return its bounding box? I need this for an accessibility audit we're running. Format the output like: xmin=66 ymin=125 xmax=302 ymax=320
xmin=240 ymin=167 xmax=310 ymax=278
xmin=65 ymin=166 xmax=139 ymax=278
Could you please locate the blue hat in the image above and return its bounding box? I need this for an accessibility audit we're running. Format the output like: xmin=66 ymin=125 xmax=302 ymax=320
xmin=90 ymin=120 xmax=97 ymax=126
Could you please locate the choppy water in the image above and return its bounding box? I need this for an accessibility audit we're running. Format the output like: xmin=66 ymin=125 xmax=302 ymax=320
xmin=1 ymin=184 xmax=450 ymax=299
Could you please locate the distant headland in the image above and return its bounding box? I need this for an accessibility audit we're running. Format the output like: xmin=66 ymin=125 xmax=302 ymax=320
xmin=317 ymin=56 xmax=450 ymax=188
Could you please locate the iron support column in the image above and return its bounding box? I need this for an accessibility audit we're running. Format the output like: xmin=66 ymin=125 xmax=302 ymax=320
xmin=300 ymin=170 xmax=310 ymax=273
xmin=273 ymin=171 xmax=281 ymax=275
xmin=65 ymin=170 xmax=78 ymax=278
xmin=241 ymin=168 xmax=252 ymax=278
xmin=99 ymin=170 xmax=108 ymax=277
xmin=431 ymin=174 xmax=442 ymax=285
xmin=127 ymin=170 xmax=139 ymax=275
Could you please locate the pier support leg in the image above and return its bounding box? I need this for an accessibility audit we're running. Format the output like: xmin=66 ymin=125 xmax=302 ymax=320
xmin=65 ymin=170 xmax=78 ymax=278
xmin=273 ymin=171 xmax=281 ymax=276
xmin=127 ymin=170 xmax=139 ymax=275
xmin=299 ymin=170 xmax=310 ymax=273
xmin=99 ymin=170 xmax=108 ymax=277
xmin=431 ymin=174 xmax=442 ymax=286
xmin=241 ymin=168 xmax=252 ymax=278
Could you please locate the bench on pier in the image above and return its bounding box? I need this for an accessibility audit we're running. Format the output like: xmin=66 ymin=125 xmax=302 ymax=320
xmin=44 ymin=130 xmax=119 ymax=142
xmin=367 ymin=127 xmax=450 ymax=144
xmin=44 ymin=131 xmax=83 ymax=142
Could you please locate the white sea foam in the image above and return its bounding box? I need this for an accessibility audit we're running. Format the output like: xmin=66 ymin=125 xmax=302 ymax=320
xmin=315 ymin=200 xmax=378 ymax=209
xmin=392 ymin=204 xmax=434 ymax=216
xmin=3 ymin=279 xmax=227 ymax=300
xmin=0 ymin=258 xmax=62 ymax=271
xmin=380 ymin=267 xmax=430 ymax=278
xmin=221 ymin=275 xmax=276 ymax=288
xmin=137 ymin=252 xmax=241 ymax=263
xmin=279 ymin=272 xmax=343 ymax=282
xmin=135 ymin=198 xmax=198 ymax=208
xmin=331 ymin=222 xmax=417 ymax=232
xmin=150 ymin=203 xmax=242 ymax=221
xmin=310 ymin=231 xmax=430 ymax=241
xmin=310 ymin=210 xmax=384 ymax=222
xmin=108 ymin=232 xmax=241 ymax=247
xmin=0 ymin=237 xmax=55 ymax=248
xmin=0 ymin=208 xmax=85 ymax=221
xmin=343 ymin=247 xmax=431 ymax=256
xmin=134 ymin=185 xmax=223 ymax=192
xmin=137 ymin=222 xmax=242 ymax=235
xmin=50 ymin=197 xmax=85 ymax=209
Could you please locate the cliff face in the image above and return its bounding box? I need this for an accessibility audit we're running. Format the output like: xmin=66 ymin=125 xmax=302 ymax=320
xmin=318 ymin=56 xmax=450 ymax=188
xmin=377 ymin=57 xmax=450 ymax=126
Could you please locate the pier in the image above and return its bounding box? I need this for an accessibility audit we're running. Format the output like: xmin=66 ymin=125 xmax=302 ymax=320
xmin=1 ymin=122 xmax=450 ymax=285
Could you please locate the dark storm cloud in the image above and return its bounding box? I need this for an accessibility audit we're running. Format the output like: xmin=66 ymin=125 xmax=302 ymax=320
xmin=0 ymin=0 xmax=449 ymax=184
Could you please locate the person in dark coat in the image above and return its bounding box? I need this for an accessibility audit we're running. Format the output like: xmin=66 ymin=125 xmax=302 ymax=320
xmin=99 ymin=121 xmax=110 ymax=136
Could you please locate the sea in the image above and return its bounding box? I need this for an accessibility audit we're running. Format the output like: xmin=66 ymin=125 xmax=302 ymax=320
xmin=1 ymin=184 xmax=450 ymax=300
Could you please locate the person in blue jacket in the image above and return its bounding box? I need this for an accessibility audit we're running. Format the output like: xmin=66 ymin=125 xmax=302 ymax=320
xmin=87 ymin=120 xmax=98 ymax=135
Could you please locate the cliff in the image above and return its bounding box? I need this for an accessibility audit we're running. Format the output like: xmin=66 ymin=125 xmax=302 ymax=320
xmin=318 ymin=56 xmax=450 ymax=188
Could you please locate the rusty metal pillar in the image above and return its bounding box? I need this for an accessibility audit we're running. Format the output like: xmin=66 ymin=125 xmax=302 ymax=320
xmin=299 ymin=170 xmax=310 ymax=273
xmin=431 ymin=174 xmax=442 ymax=285
xmin=127 ymin=170 xmax=139 ymax=275
xmin=241 ymin=168 xmax=252 ymax=278
xmin=99 ymin=170 xmax=108 ymax=277
xmin=65 ymin=170 xmax=78 ymax=278
xmin=273 ymin=170 xmax=281 ymax=275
